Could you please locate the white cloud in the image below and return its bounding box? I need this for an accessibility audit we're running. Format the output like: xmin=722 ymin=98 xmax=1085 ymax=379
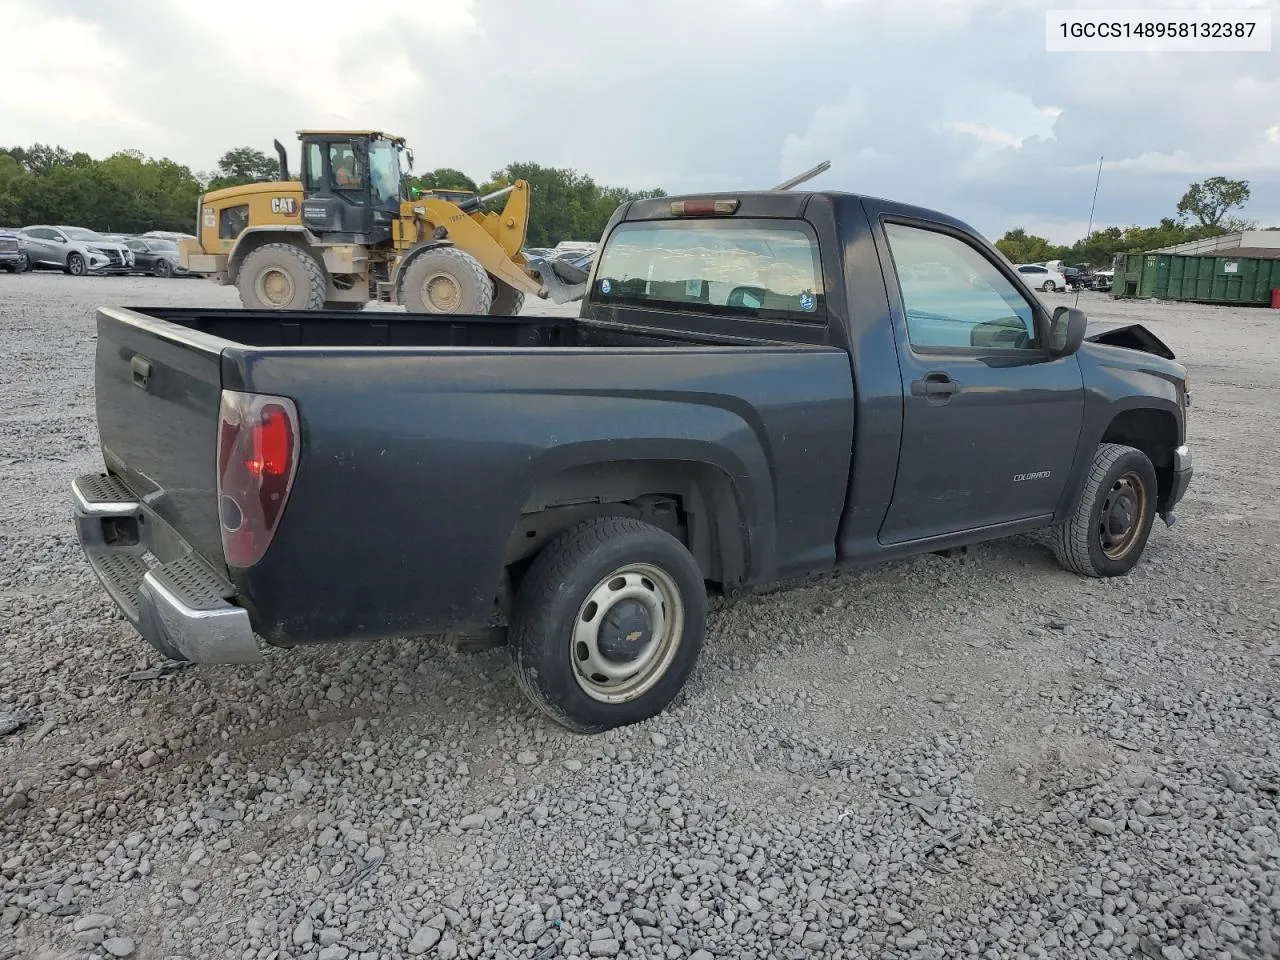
xmin=0 ymin=1 xmax=155 ymax=143
xmin=3 ymin=0 xmax=1277 ymax=235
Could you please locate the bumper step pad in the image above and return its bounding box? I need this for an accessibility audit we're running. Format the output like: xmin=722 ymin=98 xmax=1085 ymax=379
xmin=72 ymin=473 xmax=261 ymax=664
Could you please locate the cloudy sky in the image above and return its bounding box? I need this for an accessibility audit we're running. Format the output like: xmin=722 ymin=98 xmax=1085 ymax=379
xmin=3 ymin=0 xmax=1277 ymax=242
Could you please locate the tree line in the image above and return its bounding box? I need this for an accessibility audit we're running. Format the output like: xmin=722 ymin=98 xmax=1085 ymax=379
xmin=995 ymin=176 xmax=1263 ymax=267
xmin=1 ymin=143 xmax=1263 ymax=259
xmin=0 ymin=143 xmax=664 ymax=247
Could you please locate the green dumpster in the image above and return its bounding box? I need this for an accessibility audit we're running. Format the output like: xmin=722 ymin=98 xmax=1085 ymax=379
xmin=1112 ymin=251 xmax=1280 ymax=305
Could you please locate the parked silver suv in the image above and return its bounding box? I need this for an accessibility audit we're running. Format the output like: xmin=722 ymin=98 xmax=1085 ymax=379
xmin=20 ymin=225 xmax=135 ymax=276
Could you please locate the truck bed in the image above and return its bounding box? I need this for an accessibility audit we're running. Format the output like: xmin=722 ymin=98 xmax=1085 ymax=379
xmin=84 ymin=306 xmax=855 ymax=658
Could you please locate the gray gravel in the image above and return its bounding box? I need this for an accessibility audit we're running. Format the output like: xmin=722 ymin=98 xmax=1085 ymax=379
xmin=2 ymin=272 xmax=1279 ymax=960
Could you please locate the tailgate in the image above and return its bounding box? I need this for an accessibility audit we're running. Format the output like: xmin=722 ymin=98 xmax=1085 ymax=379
xmin=94 ymin=307 xmax=227 ymax=569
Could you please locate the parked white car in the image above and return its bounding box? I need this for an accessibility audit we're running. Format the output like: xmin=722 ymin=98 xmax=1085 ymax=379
xmin=1015 ymin=263 xmax=1066 ymax=293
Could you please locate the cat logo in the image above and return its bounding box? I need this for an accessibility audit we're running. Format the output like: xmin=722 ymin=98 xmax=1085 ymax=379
xmin=271 ymin=197 xmax=299 ymax=217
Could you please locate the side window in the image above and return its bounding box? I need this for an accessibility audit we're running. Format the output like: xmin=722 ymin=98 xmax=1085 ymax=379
xmin=126 ymin=240 xmax=146 ymax=252
xmin=883 ymin=222 xmax=1038 ymax=351
xmin=26 ymin=228 xmax=50 ymax=240
xmin=304 ymin=143 xmax=324 ymax=192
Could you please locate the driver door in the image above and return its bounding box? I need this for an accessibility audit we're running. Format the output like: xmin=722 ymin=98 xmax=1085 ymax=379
xmin=875 ymin=217 xmax=1085 ymax=544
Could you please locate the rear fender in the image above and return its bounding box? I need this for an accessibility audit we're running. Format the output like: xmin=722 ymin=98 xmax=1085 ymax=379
xmin=226 ymin=226 xmax=323 ymax=282
xmin=516 ymin=453 xmax=766 ymax=590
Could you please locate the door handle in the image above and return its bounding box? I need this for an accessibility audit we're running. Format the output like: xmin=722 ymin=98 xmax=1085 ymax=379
xmin=910 ymin=373 xmax=960 ymax=400
xmin=131 ymin=354 xmax=152 ymax=389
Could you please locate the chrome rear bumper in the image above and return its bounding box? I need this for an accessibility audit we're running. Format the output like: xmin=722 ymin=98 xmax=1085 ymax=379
xmin=72 ymin=473 xmax=261 ymax=663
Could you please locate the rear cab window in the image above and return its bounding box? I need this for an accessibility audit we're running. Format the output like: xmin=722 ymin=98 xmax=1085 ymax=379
xmin=591 ymin=219 xmax=825 ymax=324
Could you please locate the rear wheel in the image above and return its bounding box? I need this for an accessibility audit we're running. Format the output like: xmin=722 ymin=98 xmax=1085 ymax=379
xmin=237 ymin=242 xmax=327 ymax=310
xmin=489 ymin=279 xmax=526 ymax=316
xmin=1050 ymin=443 xmax=1157 ymax=577
xmin=509 ymin=517 xmax=706 ymax=733
xmin=1041 ymin=280 xmax=1055 ymax=293
xmin=399 ymin=247 xmax=494 ymax=314
xmin=67 ymin=253 xmax=86 ymax=276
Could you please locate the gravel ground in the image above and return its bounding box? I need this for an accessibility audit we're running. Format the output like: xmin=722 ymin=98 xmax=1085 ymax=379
xmin=2 ymin=272 xmax=1279 ymax=960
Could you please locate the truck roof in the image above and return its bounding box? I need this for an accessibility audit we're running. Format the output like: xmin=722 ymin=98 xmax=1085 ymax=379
xmin=620 ymin=189 xmax=980 ymax=238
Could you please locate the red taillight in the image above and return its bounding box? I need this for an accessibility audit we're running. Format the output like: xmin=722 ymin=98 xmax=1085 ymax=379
xmin=248 ymin=406 xmax=292 ymax=477
xmin=670 ymin=198 xmax=739 ymax=216
xmin=217 ymin=390 xmax=299 ymax=568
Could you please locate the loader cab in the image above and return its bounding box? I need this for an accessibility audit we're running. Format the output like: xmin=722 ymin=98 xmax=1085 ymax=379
xmin=297 ymin=130 xmax=406 ymax=246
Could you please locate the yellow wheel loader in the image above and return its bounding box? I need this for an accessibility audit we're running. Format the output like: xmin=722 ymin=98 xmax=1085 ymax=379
xmin=178 ymin=130 xmax=572 ymax=314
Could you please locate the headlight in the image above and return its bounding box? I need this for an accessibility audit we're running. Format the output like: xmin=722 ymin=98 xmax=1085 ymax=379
xmin=15 ymin=237 xmax=26 ymax=250
xmin=89 ymin=246 xmax=107 ymax=255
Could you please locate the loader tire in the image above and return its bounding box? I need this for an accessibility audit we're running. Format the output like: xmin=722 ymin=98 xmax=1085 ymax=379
xmin=489 ymin=279 xmax=526 ymax=316
xmin=238 ymin=243 xmax=326 ymax=311
xmin=400 ymin=248 xmax=494 ymax=315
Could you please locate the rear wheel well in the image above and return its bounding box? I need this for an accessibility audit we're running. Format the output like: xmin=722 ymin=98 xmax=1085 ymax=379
xmin=228 ymin=231 xmax=317 ymax=283
xmin=500 ymin=461 xmax=747 ymax=611
xmin=1101 ymin=408 xmax=1178 ymax=508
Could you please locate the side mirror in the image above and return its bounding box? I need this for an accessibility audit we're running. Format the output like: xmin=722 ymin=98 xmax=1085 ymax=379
xmin=1048 ymin=305 xmax=1088 ymax=356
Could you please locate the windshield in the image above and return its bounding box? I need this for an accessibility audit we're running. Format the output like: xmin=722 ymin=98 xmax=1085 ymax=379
xmin=63 ymin=227 xmax=102 ymax=241
xmin=367 ymin=141 xmax=402 ymax=207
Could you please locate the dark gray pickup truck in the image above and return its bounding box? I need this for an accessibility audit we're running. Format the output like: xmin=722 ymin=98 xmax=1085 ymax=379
xmin=73 ymin=190 xmax=1192 ymax=732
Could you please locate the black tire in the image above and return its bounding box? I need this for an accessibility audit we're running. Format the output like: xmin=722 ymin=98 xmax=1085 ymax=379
xmin=13 ymin=255 xmax=29 ymax=274
xmin=154 ymin=258 xmax=172 ymax=278
xmin=509 ymin=517 xmax=707 ymax=733
xmin=323 ymin=301 xmax=366 ymax=311
xmin=1041 ymin=280 xmax=1055 ymax=293
xmin=237 ymin=242 xmax=326 ymax=310
xmin=489 ymin=279 xmax=526 ymax=316
xmin=1051 ymin=443 xmax=1158 ymax=578
xmin=399 ymin=247 xmax=494 ymax=314
xmin=67 ymin=253 xmax=86 ymax=276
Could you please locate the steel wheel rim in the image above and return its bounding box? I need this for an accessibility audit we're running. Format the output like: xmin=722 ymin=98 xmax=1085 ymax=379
xmin=258 ymin=267 xmax=294 ymax=306
xmin=424 ymin=272 xmax=460 ymax=311
xmin=1099 ymin=470 xmax=1147 ymax=560
xmin=571 ymin=563 xmax=684 ymax=703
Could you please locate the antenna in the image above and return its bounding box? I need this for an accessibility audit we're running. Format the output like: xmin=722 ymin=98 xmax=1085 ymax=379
xmin=773 ymin=160 xmax=831 ymax=191
xmin=1076 ymin=155 xmax=1104 ymax=308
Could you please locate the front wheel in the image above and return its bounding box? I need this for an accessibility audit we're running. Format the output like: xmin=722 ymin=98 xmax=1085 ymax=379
xmin=399 ymin=247 xmax=494 ymax=314
xmin=509 ymin=517 xmax=707 ymax=733
xmin=154 ymin=258 xmax=172 ymax=278
xmin=67 ymin=253 xmax=86 ymax=276
xmin=1050 ymin=443 xmax=1158 ymax=577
